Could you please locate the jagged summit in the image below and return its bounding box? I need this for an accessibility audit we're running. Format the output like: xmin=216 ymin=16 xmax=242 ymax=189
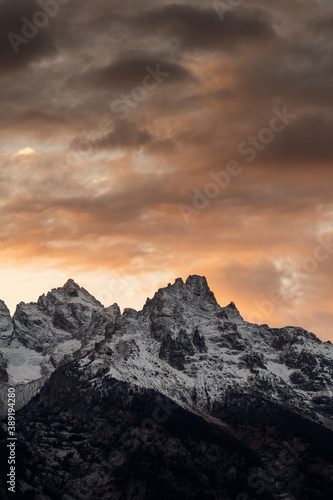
xmin=44 ymin=279 xmax=103 ymax=308
xmin=185 ymin=274 xmax=208 ymax=287
xmin=63 ymin=278 xmax=80 ymax=289
xmin=0 ymin=300 xmax=11 ymax=328
xmin=143 ymin=274 xmax=219 ymax=316
xmin=222 ymin=301 xmax=243 ymax=322
xmin=0 ymin=279 xmax=120 ymax=382
xmin=185 ymin=274 xmax=218 ymax=303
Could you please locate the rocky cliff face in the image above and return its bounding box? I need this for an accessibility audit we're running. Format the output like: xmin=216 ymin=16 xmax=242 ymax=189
xmin=0 ymin=280 xmax=120 ymax=409
xmin=0 ymin=300 xmax=12 ymax=347
xmin=13 ymin=278 xmax=119 ymax=353
xmin=0 ymin=275 xmax=332 ymax=499
xmin=1 ymin=353 xmax=333 ymax=499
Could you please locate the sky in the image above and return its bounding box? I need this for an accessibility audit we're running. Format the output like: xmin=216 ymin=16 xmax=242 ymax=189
xmin=0 ymin=0 xmax=332 ymax=341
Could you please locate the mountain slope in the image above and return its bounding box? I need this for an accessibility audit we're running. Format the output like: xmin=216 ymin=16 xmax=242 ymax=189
xmin=1 ymin=355 xmax=333 ymax=499
xmin=0 ymin=280 xmax=120 ymax=413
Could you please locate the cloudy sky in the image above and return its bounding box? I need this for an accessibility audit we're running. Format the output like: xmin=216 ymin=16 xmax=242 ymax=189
xmin=0 ymin=0 xmax=332 ymax=341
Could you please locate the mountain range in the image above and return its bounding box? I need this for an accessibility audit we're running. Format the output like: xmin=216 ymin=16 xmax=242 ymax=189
xmin=0 ymin=275 xmax=332 ymax=499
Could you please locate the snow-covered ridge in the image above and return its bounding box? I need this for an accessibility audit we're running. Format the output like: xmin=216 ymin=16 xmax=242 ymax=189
xmin=0 ymin=279 xmax=120 ymax=393
xmin=0 ymin=275 xmax=332 ymax=429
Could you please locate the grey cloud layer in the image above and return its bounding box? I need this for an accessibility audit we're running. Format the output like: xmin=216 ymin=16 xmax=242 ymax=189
xmin=0 ymin=0 xmax=56 ymax=72
xmin=131 ymin=4 xmax=276 ymax=52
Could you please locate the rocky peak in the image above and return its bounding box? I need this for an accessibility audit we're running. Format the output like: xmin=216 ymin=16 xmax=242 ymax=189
xmin=138 ymin=276 xmax=220 ymax=353
xmin=219 ymin=301 xmax=244 ymax=322
xmin=63 ymin=278 xmax=79 ymax=288
xmin=143 ymin=275 xmax=219 ymax=317
xmin=185 ymin=274 xmax=218 ymax=305
xmin=62 ymin=278 xmax=81 ymax=297
xmin=60 ymin=279 xmax=104 ymax=305
xmin=10 ymin=280 xmax=118 ymax=360
xmin=0 ymin=352 xmax=8 ymax=382
xmin=105 ymin=303 xmax=121 ymax=320
xmin=36 ymin=279 xmax=104 ymax=312
xmin=0 ymin=299 xmax=11 ymax=323
xmin=0 ymin=299 xmax=12 ymax=347
xmin=185 ymin=274 xmax=208 ymax=289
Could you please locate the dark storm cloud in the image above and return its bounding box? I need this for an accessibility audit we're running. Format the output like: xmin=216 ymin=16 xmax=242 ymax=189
xmin=132 ymin=4 xmax=276 ymax=52
xmin=72 ymin=119 xmax=152 ymax=150
xmin=308 ymin=14 xmax=333 ymax=34
xmin=12 ymin=109 xmax=65 ymax=128
xmin=261 ymin=114 xmax=333 ymax=164
xmin=94 ymin=56 xmax=194 ymax=89
xmin=0 ymin=0 xmax=56 ymax=73
xmin=99 ymin=120 xmax=152 ymax=149
xmin=232 ymin=15 xmax=333 ymax=106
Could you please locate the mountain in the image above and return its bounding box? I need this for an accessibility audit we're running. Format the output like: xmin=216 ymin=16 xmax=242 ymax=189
xmin=0 ymin=279 xmax=120 ymax=416
xmin=0 ymin=276 xmax=332 ymax=499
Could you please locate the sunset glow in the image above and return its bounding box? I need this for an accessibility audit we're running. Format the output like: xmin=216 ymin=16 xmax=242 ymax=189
xmin=15 ymin=147 xmax=35 ymax=156
xmin=0 ymin=0 xmax=332 ymax=341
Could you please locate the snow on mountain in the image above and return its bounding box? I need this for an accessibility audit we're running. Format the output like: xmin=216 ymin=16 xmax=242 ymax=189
xmin=79 ymin=275 xmax=333 ymax=430
xmin=13 ymin=278 xmax=115 ymax=352
xmin=0 ymin=275 xmax=332 ymax=429
xmin=0 ymin=279 xmax=120 ymax=412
